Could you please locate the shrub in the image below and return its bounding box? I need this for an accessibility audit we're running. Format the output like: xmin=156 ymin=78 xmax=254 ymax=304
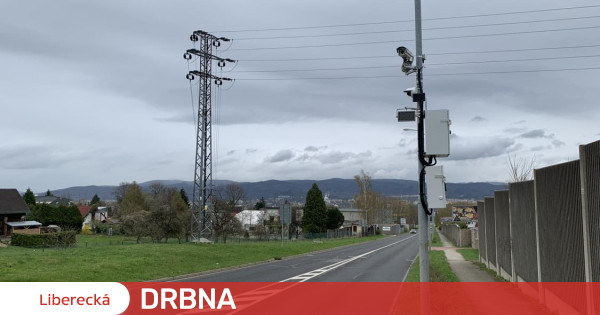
xmin=11 ymin=231 xmax=77 ymax=248
xmin=81 ymin=225 xmax=92 ymax=235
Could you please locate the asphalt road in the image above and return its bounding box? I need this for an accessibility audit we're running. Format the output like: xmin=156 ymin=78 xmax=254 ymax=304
xmin=172 ymin=234 xmax=418 ymax=283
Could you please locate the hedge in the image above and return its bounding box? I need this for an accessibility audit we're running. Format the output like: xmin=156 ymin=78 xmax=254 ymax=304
xmin=11 ymin=231 xmax=77 ymax=248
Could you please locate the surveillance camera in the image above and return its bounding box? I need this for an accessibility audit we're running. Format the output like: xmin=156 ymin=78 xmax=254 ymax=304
xmin=404 ymin=87 xmax=416 ymax=96
xmin=396 ymin=46 xmax=414 ymax=61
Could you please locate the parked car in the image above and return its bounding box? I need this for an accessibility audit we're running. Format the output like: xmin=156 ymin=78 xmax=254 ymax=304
xmin=409 ymin=229 xmax=417 ymax=234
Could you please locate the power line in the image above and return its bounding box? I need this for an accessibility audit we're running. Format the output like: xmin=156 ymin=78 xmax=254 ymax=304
xmin=234 ymin=66 xmax=600 ymax=80
xmin=213 ymin=4 xmax=600 ymax=33
xmin=427 ymin=43 xmax=600 ymax=56
xmin=234 ymin=15 xmax=600 ymax=41
xmin=228 ymin=25 xmax=600 ymax=51
xmin=236 ymin=44 xmax=600 ymax=62
xmin=230 ymin=53 xmax=600 ymax=73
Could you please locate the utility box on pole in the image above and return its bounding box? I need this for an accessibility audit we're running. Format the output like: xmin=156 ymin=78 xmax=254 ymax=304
xmin=424 ymin=109 xmax=451 ymax=157
xmin=425 ymin=165 xmax=447 ymax=209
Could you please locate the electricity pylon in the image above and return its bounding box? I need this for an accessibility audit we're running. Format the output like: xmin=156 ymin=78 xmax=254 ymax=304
xmin=184 ymin=30 xmax=234 ymax=240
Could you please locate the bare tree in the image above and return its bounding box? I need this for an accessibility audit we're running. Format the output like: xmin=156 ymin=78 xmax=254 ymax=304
xmin=507 ymin=154 xmax=537 ymax=182
xmin=354 ymin=170 xmax=375 ymax=224
xmin=113 ymin=182 xmax=131 ymax=203
xmin=211 ymin=184 xmax=245 ymax=243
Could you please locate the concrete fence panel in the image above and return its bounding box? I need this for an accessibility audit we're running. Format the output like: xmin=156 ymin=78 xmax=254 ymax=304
xmin=494 ymin=190 xmax=512 ymax=281
xmin=579 ymin=140 xmax=600 ymax=314
xmin=478 ymin=201 xmax=487 ymax=263
xmin=484 ymin=197 xmax=497 ymax=271
xmin=580 ymin=140 xmax=600 ymax=282
xmin=508 ymin=180 xmax=538 ymax=283
xmin=535 ymin=160 xmax=586 ymax=314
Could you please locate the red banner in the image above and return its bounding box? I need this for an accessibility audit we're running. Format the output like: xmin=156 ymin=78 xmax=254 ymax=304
xmin=120 ymin=282 xmax=600 ymax=315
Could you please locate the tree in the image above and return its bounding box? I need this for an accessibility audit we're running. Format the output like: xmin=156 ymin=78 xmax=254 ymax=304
xmin=90 ymin=194 xmax=101 ymax=205
xmin=28 ymin=204 xmax=83 ymax=231
xmin=119 ymin=182 xmax=147 ymax=216
xmin=113 ymin=182 xmax=131 ymax=203
xmin=354 ymin=170 xmax=375 ymax=224
xmin=254 ymin=197 xmax=266 ymax=210
xmin=23 ymin=188 xmax=36 ymax=206
xmin=146 ymin=187 xmax=190 ymax=243
xmin=326 ymin=207 xmax=345 ymax=230
xmin=180 ymin=188 xmax=190 ymax=206
xmin=46 ymin=189 xmax=53 ymax=197
xmin=89 ymin=204 xmax=99 ymax=230
xmin=302 ymin=183 xmax=328 ymax=233
xmin=507 ymin=154 xmax=536 ymax=182
xmin=122 ymin=211 xmax=150 ymax=243
xmin=171 ymin=191 xmax=191 ymax=242
xmin=211 ymin=184 xmax=245 ymax=243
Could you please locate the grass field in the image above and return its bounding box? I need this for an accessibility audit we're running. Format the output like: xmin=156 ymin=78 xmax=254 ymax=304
xmin=0 ymin=234 xmax=385 ymax=282
xmin=405 ymin=250 xmax=458 ymax=282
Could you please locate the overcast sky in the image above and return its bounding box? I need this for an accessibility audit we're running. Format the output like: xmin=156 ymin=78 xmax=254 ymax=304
xmin=2 ymin=0 xmax=600 ymax=192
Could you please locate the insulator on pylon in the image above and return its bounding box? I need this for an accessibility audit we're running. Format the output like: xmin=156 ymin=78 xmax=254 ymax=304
xmin=217 ymin=60 xmax=226 ymax=68
xmin=186 ymin=74 xmax=195 ymax=80
xmin=183 ymin=53 xmax=192 ymax=60
xmin=212 ymin=40 xmax=221 ymax=47
xmin=190 ymin=34 xmax=199 ymax=42
xmin=214 ymin=79 xmax=222 ymax=86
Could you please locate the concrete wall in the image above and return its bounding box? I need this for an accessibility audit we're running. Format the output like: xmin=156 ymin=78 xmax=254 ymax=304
xmin=471 ymin=228 xmax=479 ymax=249
xmin=477 ymin=139 xmax=600 ymax=314
xmin=440 ymin=224 xmax=471 ymax=247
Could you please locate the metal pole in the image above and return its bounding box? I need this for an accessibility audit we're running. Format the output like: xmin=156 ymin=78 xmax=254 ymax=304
xmin=414 ymin=0 xmax=429 ymax=284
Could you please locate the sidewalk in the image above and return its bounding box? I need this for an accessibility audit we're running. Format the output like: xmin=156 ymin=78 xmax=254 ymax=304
xmin=433 ymin=231 xmax=553 ymax=314
xmin=435 ymin=231 xmax=497 ymax=282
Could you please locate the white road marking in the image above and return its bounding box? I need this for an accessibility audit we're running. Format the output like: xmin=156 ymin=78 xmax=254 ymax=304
xmin=280 ymin=235 xmax=417 ymax=282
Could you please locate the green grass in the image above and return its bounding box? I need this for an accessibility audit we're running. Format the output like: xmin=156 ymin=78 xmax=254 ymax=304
xmin=431 ymin=231 xmax=442 ymax=247
xmin=457 ymin=248 xmax=508 ymax=282
xmin=405 ymin=250 xmax=458 ymax=282
xmin=457 ymin=248 xmax=479 ymax=262
xmin=0 ymin=234 xmax=385 ymax=282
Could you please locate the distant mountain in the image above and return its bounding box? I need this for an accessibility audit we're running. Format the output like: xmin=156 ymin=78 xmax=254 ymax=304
xmin=48 ymin=179 xmax=506 ymax=202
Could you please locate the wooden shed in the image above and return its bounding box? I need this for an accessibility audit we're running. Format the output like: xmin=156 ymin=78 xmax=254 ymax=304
xmin=7 ymin=221 xmax=42 ymax=235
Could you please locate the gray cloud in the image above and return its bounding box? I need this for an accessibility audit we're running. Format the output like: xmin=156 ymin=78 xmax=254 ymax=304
xmin=0 ymin=145 xmax=84 ymax=170
xmin=531 ymin=146 xmax=550 ymax=152
xmin=1 ymin=0 xmax=598 ymax=190
xmin=448 ymin=136 xmax=517 ymax=161
xmin=295 ymin=150 xmax=372 ymax=164
xmin=552 ymin=139 xmax=566 ymax=148
xmin=266 ymin=150 xmax=295 ymax=163
xmin=520 ymin=129 xmax=552 ymax=139
xmin=504 ymin=127 xmax=527 ymax=134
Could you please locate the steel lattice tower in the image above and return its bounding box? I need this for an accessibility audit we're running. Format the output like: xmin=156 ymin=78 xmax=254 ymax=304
xmin=184 ymin=30 xmax=233 ymax=240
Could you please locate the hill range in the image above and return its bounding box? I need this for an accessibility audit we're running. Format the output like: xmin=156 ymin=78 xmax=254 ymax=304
xmin=45 ymin=179 xmax=507 ymax=202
